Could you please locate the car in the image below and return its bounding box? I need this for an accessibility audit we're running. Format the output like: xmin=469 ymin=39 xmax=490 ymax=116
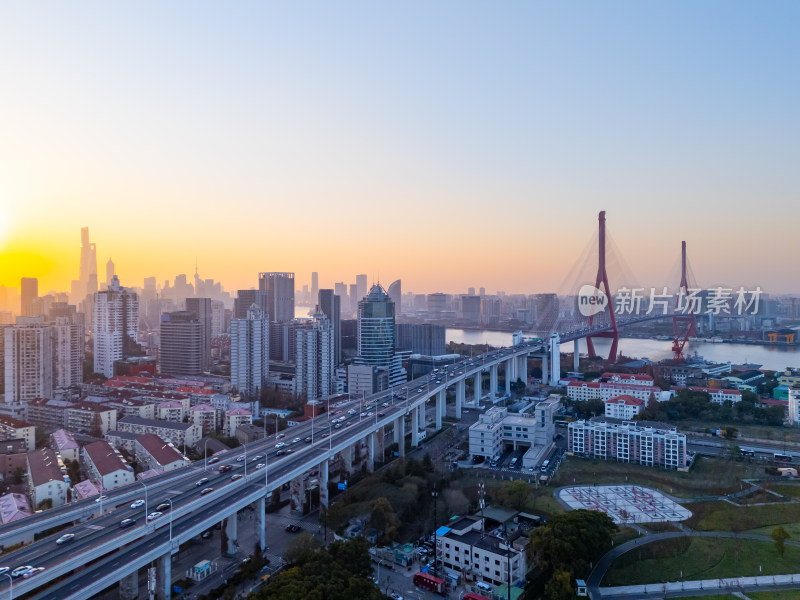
xmin=147 ymin=511 xmax=163 ymax=522
xmin=276 ymin=449 xmax=286 ymax=456
xmin=292 ymin=437 xmax=301 ymax=444
xmin=200 ymin=487 xmax=213 ymax=495
xmin=278 ymin=433 xmax=286 ymax=439
xmin=285 ymin=448 xmax=294 ymax=454
xmin=347 ymin=409 xmax=356 ymax=415
xmin=366 ymin=412 xmax=374 ymax=417
xmin=130 ymin=499 xmax=145 ymax=509
xmin=56 ymin=533 xmax=75 ymax=545
xmin=219 ymin=464 xmax=233 ymax=473
xmin=236 ymin=455 xmax=246 ymax=462
xmin=360 ymin=412 xmax=367 ymax=417
xmin=119 ymin=518 xmax=136 ymax=529
xmin=11 ymin=566 xmax=33 ymax=578
xmin=0 ymin=567 xmax=8 ymax=577
xmin=255 ymin=463 xmax=265 ymax=470
xmin=304 ymin=437 xmax=312 ymax=443
xmin=195 ymin=477 xmax=209 ymax=486
xmin=285 ymin=524 xmax=301 ymax=532
xmin=334 ymin=423 xmax=341 ymax=429
xmin=231 ymin=474 xmax=243 ymax=481
xmin=94 ymin=495 xmax=108 ymax=503
xmin=275 ymin=442 xmax=286 ymax=449
xmin=22 ymin=567 xmax=45 ymax=579
xmin=320 ymin=432 xmax=329 ymax=438
xmin=201 ymin=530 xmax=213 ymax=539
xmin=156 ymin=503 xmax=171 ymax=512
xmin=377 ymin=412 xmax=385 ymax=417
xmin=389 ymin=593 xmax=403 ymax=600
xmin=207 ymin=456 xmax=220 ymax=464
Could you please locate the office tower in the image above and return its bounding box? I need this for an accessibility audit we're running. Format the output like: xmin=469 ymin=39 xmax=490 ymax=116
xmin=230 ymin=305 xmax=269 ymax=398
xmin=4 ymin=317 xmax=54 ymax=404
xmin=460 ymin=295 xmax=482 ymax=323
xmin=318 ymin=289 xmax=341 ymax=366
xmin=388 ymin=279 xmax=402 ymax=316
xmin=295 ymin=311 xmax=335 ymax=401
xmin=427 ymin=293 xmax=447 ymax=315
xmin=468 ymin=287 xmax=476 ymax=296
xmin=79 ymin=227 xmax=97 ymax=299
xmin=310 ymin=272 xmax=319 ymax=303
xmin=185 ymin=297 xmax=212 ymax=371
xmin=210 ymin=300 xmax=226 ymax=338
xmin=357 ymin=284 xmax=404 ymax=385
xmin=234 ymin=289 xmax=258 ymax=319
xmin=52 ymin=316 xmax=84 ymax=389
xmin=479 ymin=287 xmax=486 ymax=296
xmin=258 ymin=272 xmax=295 ymax=322
xmin=93 ymin=276 xmax=139 ymax=377
xmin=20 ymin=278 xmax=38 ymax=317
xmin=106 ymin=258 xmax=115 ymax=287
xmin=356 ymin=274 xmax=367 ymax=305
xmin=159 ymin=311 xmax=202 ymax=376
xmin=396 ymin=323 xmax=446 ymax=356
xmin=86 ymin=273 xmax=98 ymax=297
xmin=349 ymin=283 xmax=358 ymax=314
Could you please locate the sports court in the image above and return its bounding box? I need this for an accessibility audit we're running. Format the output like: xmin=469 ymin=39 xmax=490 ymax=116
xmin=558 ymin=485 xmax=692 ymax=524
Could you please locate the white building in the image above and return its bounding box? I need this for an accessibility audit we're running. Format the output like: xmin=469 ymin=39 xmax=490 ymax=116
xmin=673 ymin=386 xmax=743 ymax=405
xmin=603 ymin=395 xmax=644 ymax=420
xmin=4 ymin=317 xmax=54 ymax=405
xmin=117 ymin=416 xmax=201 ymax=449
xmin=0 ymin=416 xmax=36 ymax=452
xmin=224 ymin=408 xmax=252 ymax=437
xmin=190 ymin=403 xmax=218 ymax=433
xmin=51 ymin=429 xmax=79 ymax=462
xmin=230 ymin=305 xmax=269 ymax=398
xmin=567 ymin=381 xmax=673 ymax=404
xmin=601 ymin=372 xmax=654 ymax=386
xmin=568 ymin=420 xmax=687 ymax=469
xmin=93 ymin=276 xmax=139 ymax=378
xmin=788 ymin=387 xmax=800 ymax=425
xmin=82 ymin=440 xmax=135 ymax=491
xmin=134 ymin=433 xmax=185 ymax=472
xmin=295 ymin=312 xmax=335 ymax=402
xmin=27 ymin=448 xmax=70 ymax=508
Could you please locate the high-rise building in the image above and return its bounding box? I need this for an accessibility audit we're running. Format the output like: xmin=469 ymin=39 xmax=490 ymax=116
xmin=4 ymin=317 xmax=54 ymax=404
xmin=310 ymin=272 xmax=319 ymax=303
xmin=230 ymin=305 xmax=269 ymax=398
xmin=185 ymin=298 xmax=212 ymax=371
xmin=295 ymin=311 xmax=335 ymax=402
xmin=159 ymin=311 xmax=202 ymax=376
xmin=79 ymin=227 xmax=97 ymax=299
xmin=20 ymin=278 xmax=38 ymax=317
xmin=349 ymin=283 xmax=358 ymax=314
xmin=318 ymin=289 xmax=341 ymax=366
xmin=234 ymin=289 xmax=258 ymax=319
xmin=396 ymin=323 xmax=446 ymax=356
xmin=356 ymin=274 xmax=368 ymax=305
xmin=106 ymin=258 xmax=115 ymax=288
xmin=52 ymin=315 xmax=84 ymax=390
xmin=93 ymin=276 xmax=139 ymax=378
xmin=357 ymin=284 xmax=405 ymax=385
xmin=388 ymin=280 xmax=402 ymax=316
xmin=258 ymin=272 xmax=295 ymax=323
xmin=460 ymin=295 xmax=482 ymax=323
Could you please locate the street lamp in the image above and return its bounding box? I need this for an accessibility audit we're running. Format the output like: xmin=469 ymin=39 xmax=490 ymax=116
xmin=139 ymin=480 xmax=149 ymax=522
xmin=3 ymin=572 xmax=12 ymax=600
xmin=432 ymin=486 xmax=439 ymax=579
xmin=167 ymin=497 xmax=174 ymax=543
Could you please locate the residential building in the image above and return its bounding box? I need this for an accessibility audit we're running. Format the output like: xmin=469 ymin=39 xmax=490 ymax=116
xmin=134 ymin=433 xmax=185 ymax=472
xmin=347 ymin=364 xmax=389 ymax=397
xmin=27 ymin=448 xmax=69 ymax=508
xmin=0 ymin=416 xmax=35 ymax=452
xmin=117 ymin=416 xmax=201 ymax=448
xmin=185 ymin=298 xmax=212 ymax=372
xmin=224 ymin=408 xmax=252 ymax=437
xmin=4 ymin=317 xmax=54 ymax=405
xmin=51 ymin=429 xmax=79 ymax=462
xmin=235 ymin=423 xmax=265 ymax=445
xmin=93 ymin=276 xmax=139 ymax=377
xmin=0 ymin=493 xmax=32 ymax=524
xmin=672 ymin=386 xmax=742 ymax=405
xmin=600 ymin=372 xmax=654 ymax=386
xmin=0 ymin=439 xmax=29 ymax=482
xmin=567 ymin=381 xmax=672 ymax=404
xmin=157 ymin=400 xmax=186 ymax=422
xmin=230 ymin=305 xmax=269 ymax=398
xmin=20 ymin=277 xmax=38 ymax=317
xmin=568 ymin=420 xmax=687 ymax=469
xmin=190 ymin=403 xmax=218 ymax=433
xmin=604 ymin=395 xmax=644 ymax=420
xmin=82 ymin=440 xmax=135 ymax=491
xmin=318 ymin=289 xmax=341 ymax=366
xmin=159 ymin=311 xmax=202 ymax=376
xmin=258 ymin=272 xmax=295 ymax=323
xmin=52 ymin=316 xmax=84 ymax=390
xmin=788 ymin=387 xmax=800 ymax=426
xmin=295 ymin=311 xmax=335 ymax=402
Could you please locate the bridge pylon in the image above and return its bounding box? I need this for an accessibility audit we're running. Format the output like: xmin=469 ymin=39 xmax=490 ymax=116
xmin=672 ymin=240 xmax=697 ymax=361
xmin=586 ymin=210 xmax=620 ymax=361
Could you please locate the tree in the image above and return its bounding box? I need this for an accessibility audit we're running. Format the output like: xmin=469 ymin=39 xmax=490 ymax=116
xmin=723 ymin=426 xmax=738 ymax=440
xmin=772 ymin=526 xmax=790 ymax=556
xmin=37 ymin=498 xmax=53 ymax=510
xmin=284 ymin=532 xmax=322 ymax=565
xmin=544 ymin=569 xmax=574 ymax=600
xmin=422 ymin=453 xmax=434 ymax=473
xmin=369 ymin=497 xmax=401 ymax=544
xmin=13 ymin=467 xmax=25 ymax=484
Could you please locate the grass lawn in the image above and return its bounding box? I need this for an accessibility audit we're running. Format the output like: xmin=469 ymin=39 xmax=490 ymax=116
xmin=686 ymin=501 xmax=800 ymax=532
xmin=763 ymin=482 xmax=800 ymax=498
xmin=553 ymin=455 xmax=763 ymax=498
xmin=603 ymin=538 xmax=800 ymax=586
xmin=749 ymin=592 xmax=800 ymax=599
xmin=678 ymin=421 xmax=800 ymax=445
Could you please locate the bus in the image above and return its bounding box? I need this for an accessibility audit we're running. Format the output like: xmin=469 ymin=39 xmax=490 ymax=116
xmin=774 ymin=453 xmax=793 ymax=463
xmin=740 ymin=448 xmax=756 ymax=457
xmin=413 ymin=572 xmax=445 ymax=593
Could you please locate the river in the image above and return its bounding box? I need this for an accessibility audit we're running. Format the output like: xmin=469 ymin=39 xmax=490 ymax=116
xmin=445 ymin=328 xmax=800 ymax=371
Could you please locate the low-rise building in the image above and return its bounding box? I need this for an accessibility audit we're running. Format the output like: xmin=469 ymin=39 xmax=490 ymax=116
xmin=134 ymin=433 xmax=185 ymax=473
xmin=601 ymin=372 xmax=654 ymax=386
xmin=235 ymin=423 xmax=265 ymax=445
xmin=224 ymin=408 xmax=252 ymax=437
xmin=190 ymin=403 xmax=218 ymax=433
xmin=671 ymin=386 xmax=742 ymax=405
xmin=64 ymin=403 xmax=117 ymax=436
xmin=0 ymin=493 xmax=33 ymax=524
xmin=0 ymin=439 xmax=29 ymax=481
xmin=788 ymin=387 xmax=800 ymax=426
xmin=0 ymin=416 xmax=35 ymax=452
xmin=568 ymin=419 xmax=687 ymax=469
xmin=105 ymin=397 xmax=157 ymax=420
xmin=567 ymin=381 xmax=672 ymax=404
xmin=82 ymin=440 xmax=135 ymax=491
xmin=104 ymin=430 xmax=139 ymax=453
xmin=27 ymin=448 xmax=70 ymax=508
xmin=51 ymin=429 xmax=79 ymax=462
xmin=722 ymin=370 xmax=765 ymax=393
xmin=157 ymin=400 xmax=186 ymax=422
xmin=117 ymin=416 xmax=201 ymax=449
xmin=603 ymin=395 xmax=644 ymax=420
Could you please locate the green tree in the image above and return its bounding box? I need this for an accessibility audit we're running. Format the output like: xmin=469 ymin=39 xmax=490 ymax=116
xmin=284 ymin=532 xmax=322 ymax=565
xmin=369 ymin=497 xmax=401 ymax=544
xmin=37 ymin=498 xmax=53 ymax=510
xmin=544 ymin=569 xmax=574 ymax=600
xmin=13 ymin=467 xmax=25 ymax=484
xmin=772 ymin=526 xmax=790 ymax=556
xmin=422 ymin=453 xmax=434 ymax=473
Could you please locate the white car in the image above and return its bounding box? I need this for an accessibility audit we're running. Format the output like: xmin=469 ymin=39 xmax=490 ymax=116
xmin=23 ymin=567 xmax=45 ymax=579
xmin=146 ymin=511 xmax=163 ymax=522
xmin=255 ymin=463 xmax=265 ymax=470
xmin=130 ymin=499 xmax=145 ymax=509
xmin=236 ymin=455 xmax=246 ymax=462
xmin=0 ymin=567 xmax=8 ymax=576
xmin=11 ymin=566 xmax=33 ymax=578
xmin=94 ymin=495 xmax=108 ymax=503
xmin=56 ymin=533 xmax=75 ymax=545
xmin=275 ymin=442 xmax=286 ymax=449
xmin=292 ymin=437 xmax=301 ymax=444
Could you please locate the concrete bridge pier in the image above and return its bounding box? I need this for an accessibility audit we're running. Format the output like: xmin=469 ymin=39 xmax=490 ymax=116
xmin=341 ymin=445 xmax=354 ymax=473
xmin=290 ymin=476 xmax=306 ymax=513
xmin=255 ymin=497 xmax=266 ymax=552
xmin=541 ymin=352 xmax=549 ymax=385
xmin=550 ymin=333 xmax=561 ymax=384
xmin=157 ymin=552 xmax=171 ymax=600
xmin=473 ymin=372 xmax=481 ymax=404
xmin=574 ymin=338 xmax=580 ymax=372
xmin=376 ymin=425 xmax=385 ymax=459
xmin=490 ymin=364 xmax=498 ymax=401
xmin=436 ymin=389 xmax=445 ymax=430
xmin=411 ymin=406 xmax=420 ymax=448
xmin=366 ymin=432 xmax=375 ymax=472
xmin=319 ymin=459 xmax=329 ymax=509
xmin=456 ymin=379 xmax=465 ymax=419
xmin=504 ymin=359 xmax=512 ymax=395
xmin=119 ymin=571 xmax=138 ymax=600
xmin=396 ymin=416 xmax=405 ymax=457
xmin=225 ymin=512 xmax=238 ymax=555
xmin=518 ymin=354 xmax=527 ymax=385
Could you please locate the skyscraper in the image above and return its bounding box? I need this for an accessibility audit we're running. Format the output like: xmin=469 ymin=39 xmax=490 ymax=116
xmin=349 ymin=283 xmax=358 ymax=314
xmin=318 ymin=289 xmax=341 ymax=366
xmin=93 ymin=276 xmax=139 ymax=377
xmin=79 ymin=227 xmax=97 ymax=298
xmin=185 ymin=297 xmax=212 ymax=371
xmin=52 ymin=315 xmax=84 ymax=389
xmin=356 ymin=274 xmax=368 ymax=306
xmin=357 ymin=284 xmax=405 ymax=385
xmin=388 ymin=279 xmax=402 ymax=316
xmin=310 ymin=272 xmax=319 ymax=304
xmin=258 ymin=272 xmax=295 ymax=322
xmin=106 ymin=258 xmax=115 ymax=287
xmin=4 ymin=317 xmax=54 ymax=404
xmin=159 ymin=311 xmax=202 ymax=376
xmin=230 ymin=305 xmax=269 ymax=398
xmin=20 ymin=278 xmax=38 ymax=317
xmin=295 ymin=311 xmax=334 ymax=402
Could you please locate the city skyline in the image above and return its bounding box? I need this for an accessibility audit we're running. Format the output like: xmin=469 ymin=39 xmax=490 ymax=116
xmin=2 ymin=3 xmax=799 ymax=294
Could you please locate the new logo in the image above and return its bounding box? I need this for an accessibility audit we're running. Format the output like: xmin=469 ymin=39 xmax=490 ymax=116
xmin=578 ymin=284 xmax=608 ymax=317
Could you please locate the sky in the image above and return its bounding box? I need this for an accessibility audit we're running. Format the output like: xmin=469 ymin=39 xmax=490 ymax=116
xmin=1 ymin=2 xmax=798 ymax=297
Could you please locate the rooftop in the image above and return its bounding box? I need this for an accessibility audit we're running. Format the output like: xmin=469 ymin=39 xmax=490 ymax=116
xmin=0 ymin=415 xmax=32 ymax=429
xmin=606 ymin=394 xmax=644 ymax=406
xmin=118 ymin=416 xmax=194 ymax=431
xmin=84 ymin=440 xmax=130 ymax=476
xmin=0 ymin=493 xmax=32 ymax=523
xmin=51 ymin=429 xmax=79 ymax=451
xmin=28 ymin=448 xmax=66 ymax=487
xmin=136 ymin=433 xmax=184 ymax=466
